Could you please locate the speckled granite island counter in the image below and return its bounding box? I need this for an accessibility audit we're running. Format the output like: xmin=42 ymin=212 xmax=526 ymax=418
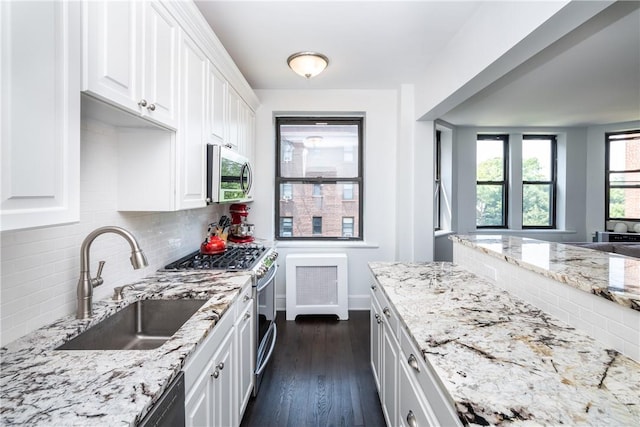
xmin=0 ymin=270 xmax=251 ymax=426
xmin=450 ymin=235 xmax=640 ymax=362
xmin=369 ymin=262 xmax=640 ymax=426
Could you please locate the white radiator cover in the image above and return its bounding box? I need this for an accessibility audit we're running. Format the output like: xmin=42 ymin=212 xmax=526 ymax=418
xmin=285 ymin=253 xmax=348 ymax=320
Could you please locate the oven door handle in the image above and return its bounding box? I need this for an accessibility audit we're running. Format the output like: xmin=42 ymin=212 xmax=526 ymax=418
xmin=256 ymin=263 xmax=278 ymax=292
xmin=255 ymin=322 xmax=277 ymax=376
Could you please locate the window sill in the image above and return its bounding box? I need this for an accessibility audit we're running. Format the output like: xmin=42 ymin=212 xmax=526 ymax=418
xmin=472 ymin=229 xmax=577 ymax=235
xmin=435 ymin=230 xmax=456 ymax=238
xmin=275 ymin=240 xmax=380 ymax=249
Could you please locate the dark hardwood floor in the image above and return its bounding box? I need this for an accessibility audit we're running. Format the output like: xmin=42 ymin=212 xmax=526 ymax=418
xmin=240 ymin=311 xmax=386 ymax=427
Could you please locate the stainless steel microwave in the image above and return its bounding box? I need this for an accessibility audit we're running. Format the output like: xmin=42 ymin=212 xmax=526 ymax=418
xmin=206 ymin=144 xmax=253 ymax=204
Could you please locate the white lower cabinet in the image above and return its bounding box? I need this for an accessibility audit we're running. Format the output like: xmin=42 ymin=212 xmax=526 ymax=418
xmin=235 ymin=299 xmax=254 ymax=418
xmin=184 ymin=281 xmax=254 ymax=427
xmin=370 ymin=279 xmax=462 ymax=427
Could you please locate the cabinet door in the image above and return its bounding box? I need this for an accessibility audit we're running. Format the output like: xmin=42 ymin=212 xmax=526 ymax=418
xmin=226 ymin=87 xmax=240 ymax=151
xmin=236 ymin=300 xmax=254 ymax=418
xmin=398 ymin=360 xmax=439 ymax=427
xmin=177 ymin=34 xmax=207 ymax=210
xmin=0 ymin=0 xmax=80 ymax=231
xmin=142 ymin=0 xmax=179 ymax=129
xmin=82 ymin=0 xmax=139 ymax=112
xmin=370 ymin=286 xmax=382 ymax=391
xmin=185 ymin=362 xmax=213 ymax=427
xmin=211 ymin=329 xmax=235 ymax=427
xmin=208 ymin=66 xmax=227 ymax=142
xmin=382 ymin=322 xmax=399 ymax=426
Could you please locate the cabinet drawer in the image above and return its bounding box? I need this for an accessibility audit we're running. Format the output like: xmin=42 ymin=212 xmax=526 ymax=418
xmin=399 ymin=327 xmax=462 ymax=427
xmin=235 ymin=282 xmax=253 ymax=316
xmin=371 ymin=282 xmax=399 ymax=337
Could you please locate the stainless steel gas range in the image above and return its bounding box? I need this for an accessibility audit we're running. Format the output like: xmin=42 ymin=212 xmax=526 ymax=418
xmin=164 ymin=243 xmax=278 ymax=396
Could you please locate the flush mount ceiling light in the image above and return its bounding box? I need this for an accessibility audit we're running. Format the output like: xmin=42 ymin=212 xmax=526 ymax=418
xmin=287 ymin=52 xmax=329 ymax=79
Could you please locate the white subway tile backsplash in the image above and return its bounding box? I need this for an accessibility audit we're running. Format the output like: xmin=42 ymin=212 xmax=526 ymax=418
xmin=0 ymin=119 xmax=225 ymax=346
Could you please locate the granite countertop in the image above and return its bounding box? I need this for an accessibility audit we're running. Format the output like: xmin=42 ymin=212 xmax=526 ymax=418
xmin=369 ymin=261 xmax=640 ymax=426
xmin=0 ymin=270 xmax=252 ymax=426
xmin=450 ymin=234 xmax=640 ymax=311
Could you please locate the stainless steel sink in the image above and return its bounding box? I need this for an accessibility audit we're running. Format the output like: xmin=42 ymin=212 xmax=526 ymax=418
xmin=56 ymin=299 xmax=208 ymax=350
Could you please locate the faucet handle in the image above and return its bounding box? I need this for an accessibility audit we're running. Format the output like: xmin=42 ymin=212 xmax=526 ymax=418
xmin=91 ymin=261 xmax=106 ymax=287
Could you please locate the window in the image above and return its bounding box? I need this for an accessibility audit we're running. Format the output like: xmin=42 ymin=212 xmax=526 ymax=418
xmin=280 ymin=217 xmax=293 ymax=237
xmin=435 ymin=130 xmax=441 ymax=230
xmin=342 ymin=217 xmax=354 ymax=237
xmin=276 ymin=117 xmax=363 ymax=240
xmin=606 ymin=130 xmax=640 ymax=221
xmin=522 ymin=135 xmax=557 ymax=228
xmin=342 ymin=183 xmax=354 ymax=200
xmin=476 ymin=135 xmax=508 ymax=227
xmin=282 ymin=183 xmax=293 ymax=200
xmin=312 ymin=217 xmax=322 ymax=234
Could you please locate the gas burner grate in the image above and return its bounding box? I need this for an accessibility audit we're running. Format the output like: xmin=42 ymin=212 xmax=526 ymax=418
xmin=164 ymin=246 xmax=267 ymax=271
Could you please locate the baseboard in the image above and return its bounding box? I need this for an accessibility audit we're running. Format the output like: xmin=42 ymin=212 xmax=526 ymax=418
xmin=276 ymin=294 xmax=370 ymax=312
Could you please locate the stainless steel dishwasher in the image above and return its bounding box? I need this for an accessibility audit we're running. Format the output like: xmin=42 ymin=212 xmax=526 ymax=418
xmin=139 ymin=372 xmax=185 ymax=427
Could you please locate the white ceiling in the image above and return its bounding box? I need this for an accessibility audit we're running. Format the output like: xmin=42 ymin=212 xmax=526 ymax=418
xmin=195 ymin=1 xmax=640 ymax=127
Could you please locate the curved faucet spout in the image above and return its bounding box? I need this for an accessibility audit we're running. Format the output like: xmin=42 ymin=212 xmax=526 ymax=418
xmin=76 ymin=226 xmax=148 ymax=319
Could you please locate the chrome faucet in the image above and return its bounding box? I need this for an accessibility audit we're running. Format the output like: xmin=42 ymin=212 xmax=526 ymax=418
xmin=76 ymin=226 xmax=148 ymax=319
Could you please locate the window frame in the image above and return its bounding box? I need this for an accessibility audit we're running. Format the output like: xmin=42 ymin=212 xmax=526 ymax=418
xmin=275 ymin=116 xmax=364 ymax=241
xmin=605 ymin=130 xmax=640 ymax=222
xmin=435 ymin=130 xmax=441 ymax=231
xmin=521 ymin=135 xmax=557 ymax=229
xmin=476 ymin=134 xmax=509 ymax=228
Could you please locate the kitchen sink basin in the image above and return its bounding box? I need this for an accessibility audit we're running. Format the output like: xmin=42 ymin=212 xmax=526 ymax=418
xmin=56 ymin=299 xmax=208 ymax=351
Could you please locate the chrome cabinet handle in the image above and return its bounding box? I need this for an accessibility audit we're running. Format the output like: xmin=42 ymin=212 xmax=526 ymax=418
xmin=408 ymin=354 xmax=420 ymax=372
xmin=407 ymin=410 xmax=417 ymax=427
xmin=383 ymin=307 xmax=391 ymax=318
xmin=138 ymin=99 xmax=147 ymax=107
xmin=147 ymin=103 xmax=156 ymax=111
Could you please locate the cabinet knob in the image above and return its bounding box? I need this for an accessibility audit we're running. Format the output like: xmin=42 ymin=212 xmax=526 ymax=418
xmin=211 ymin=370 xmax=219 ymax=379
xmin=407 ymin=410 xmax=417 ymax=427
xmin=243 ymin=294 xmax=251 ymax=302
xmin=243 ymin=311 xmax=251 ymax=320
xmin=383 ymin=307 xmax=391 ymax=318
xmin=138 ymin=99 xmax=147 ymax=107
xmin=217 ymin=362 xmax=225 ymax=370
xmin=147 ymin=103 xmax=156 ymax=112
xmin=374 ymin=314 xmax=382 ymax=324
xmin=408 ymin=354 xmax=420 ymax=372
xmin=370 ymin=284 xmax=377 ymax=290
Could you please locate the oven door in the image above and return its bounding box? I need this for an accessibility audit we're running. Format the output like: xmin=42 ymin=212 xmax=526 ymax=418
xmin=254 ymin=262 xmax=277 ymax=395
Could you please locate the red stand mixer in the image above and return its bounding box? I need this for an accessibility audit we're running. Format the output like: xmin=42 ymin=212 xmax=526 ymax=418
xmin=228 ymin=203 xmax=255 ymax=243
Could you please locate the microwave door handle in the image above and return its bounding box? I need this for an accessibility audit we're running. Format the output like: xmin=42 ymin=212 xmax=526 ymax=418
xmin=241 ymin=162 xmax=252 ymax=194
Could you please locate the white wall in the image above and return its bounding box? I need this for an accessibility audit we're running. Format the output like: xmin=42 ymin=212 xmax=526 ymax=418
xmin=0 ymin=119 xmax=224 ymax=345
xmin=585 ymin=120 xmax=640 ymax=238
xmin=251 ymin=89 xmax=399 ymax=311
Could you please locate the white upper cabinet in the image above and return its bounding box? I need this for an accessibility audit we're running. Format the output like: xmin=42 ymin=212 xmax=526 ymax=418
xmin=81 ymin=0 xmax=138 ymax=113
xmin=141 ymin=1 xmax=179 ymax=128
xmin=82 ymin=0 xmax=179 ymax=129
xmin=177 ymin=33 xmax=208 ymax=210
xmin=0 ymin=0 xmax=81 ymax=231
xmin=207 ymin=65 xmax=227 ymax=143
